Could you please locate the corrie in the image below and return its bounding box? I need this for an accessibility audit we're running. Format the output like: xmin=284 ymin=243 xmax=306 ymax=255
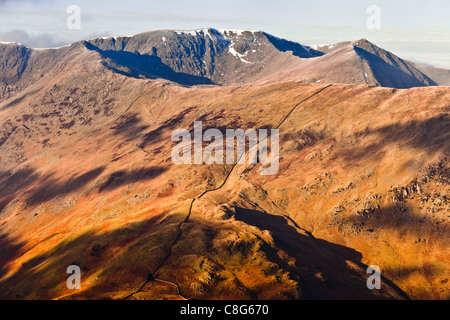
xmin=171 ymin=121 xmax=279 ymax=176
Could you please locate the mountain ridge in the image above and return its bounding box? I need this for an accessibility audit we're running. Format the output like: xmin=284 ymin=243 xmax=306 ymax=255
xmin=1 ymin=28 xmax=448 ymax=102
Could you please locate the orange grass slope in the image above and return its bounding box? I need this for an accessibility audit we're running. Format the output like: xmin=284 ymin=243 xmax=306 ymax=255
xmin=0 ymin=72 xmax=448 ymax=299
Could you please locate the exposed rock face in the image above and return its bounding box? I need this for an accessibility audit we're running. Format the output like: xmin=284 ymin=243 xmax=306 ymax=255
xmin=84 ymin=29 xmax=324 ymax=86
xmin=352 ymin=39 xmax=437 ymax=88
xmin=0 ymin=42 xmax=73 ymax=101
xmin=0 ymin=44 xmax=32 ymax=85
xmin=2 ymin=29 xmax=447 ymax=101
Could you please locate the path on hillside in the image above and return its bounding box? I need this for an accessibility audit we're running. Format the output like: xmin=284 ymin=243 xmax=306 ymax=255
xmin=122 ymin=85 xmax=336 ymax=300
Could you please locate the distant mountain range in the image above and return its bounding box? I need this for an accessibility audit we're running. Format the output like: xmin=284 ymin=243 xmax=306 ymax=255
xmin=1 ymin=28 xmax=449 ymax=102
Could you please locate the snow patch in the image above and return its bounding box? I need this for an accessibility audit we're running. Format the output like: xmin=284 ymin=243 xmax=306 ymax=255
xmin=217 ymin=29 xmax=259 ymax=37
xmin=174 ymin=30 xmax=199 ymax=36
xmin=174 ymin=29 xmax=215 ymax=40
xmin=228 ymin=42 xmax=252 ymax=64
xmin=310 ymin=44 xmax=334 ymax=50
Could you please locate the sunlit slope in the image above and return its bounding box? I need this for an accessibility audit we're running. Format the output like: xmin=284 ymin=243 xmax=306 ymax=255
xmin=0 ymin=59 xmax=448 ymax=300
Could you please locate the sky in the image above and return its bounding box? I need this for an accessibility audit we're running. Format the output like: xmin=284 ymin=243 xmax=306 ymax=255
xmin=0 ymin=0 xmax=449 ymax=68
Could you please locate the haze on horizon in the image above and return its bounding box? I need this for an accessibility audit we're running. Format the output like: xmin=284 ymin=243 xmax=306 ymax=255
xmin=0 ymin=0 xmax=449 ymax=68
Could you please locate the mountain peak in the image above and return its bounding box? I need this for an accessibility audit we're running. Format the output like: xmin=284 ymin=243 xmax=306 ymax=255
xmin=353 ymin=38 xmax=371 ymax=45
xmin=1 ymin=29 xmax=448 ymax=89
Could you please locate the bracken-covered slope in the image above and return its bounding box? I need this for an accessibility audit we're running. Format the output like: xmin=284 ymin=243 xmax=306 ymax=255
xmin=0 ymin=38 xmax=448 ymax=300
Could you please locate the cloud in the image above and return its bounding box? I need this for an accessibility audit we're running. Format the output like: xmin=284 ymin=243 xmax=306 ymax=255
xmin=0 ymin=29 xmax=66 ymax=48
xmin=0 ymin=0 xmax=50 ymax=7
xmin=0 ymin=29 xmax=65 ymax=48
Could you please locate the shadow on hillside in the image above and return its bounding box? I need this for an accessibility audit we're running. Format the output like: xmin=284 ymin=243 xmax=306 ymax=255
xmin=388 ymin=263 xmax=442 ymax=280
xmin=0 ymin=163 xmax=168 ymax=212
xmin=0 ymin=89 xmax=38 ymax=111
xmin=0 ymin=234 xmax=26 ymax=281
xmin=99 ymin=166 xmax=168 ymax=192
xmin=338 ymin=114 xmax=450 ymax=167
xmin=386 ymin=263 xmax=449 ymax=299
xmin=337 ymin=203 xmax=448 ymax=299
xmin=265 ymin=33 xmax=324 ymax=59
xmin=230 ymin=206 xmax=409 ymax=300
xmin=26 ymin=166 xmax=106 ymax=206
xmin=138 ymin=107 xmax=196 ymax=150
xmin=85 ymin=43 xmax=215 ymax=86
xmin=111 ymin=113 xmax=149 ymax=141
xmin=354 ymin=47 xmax=437 ymax=88
xmin=0 ymin=168 xmax=39 ymax=212
xmin=0 ymin=214 xmax=169 ymax=299
xmin=0 ymin=167 xmax=107 ymax=211
xmin=340 ymin=203 xmax=449 ymax=244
